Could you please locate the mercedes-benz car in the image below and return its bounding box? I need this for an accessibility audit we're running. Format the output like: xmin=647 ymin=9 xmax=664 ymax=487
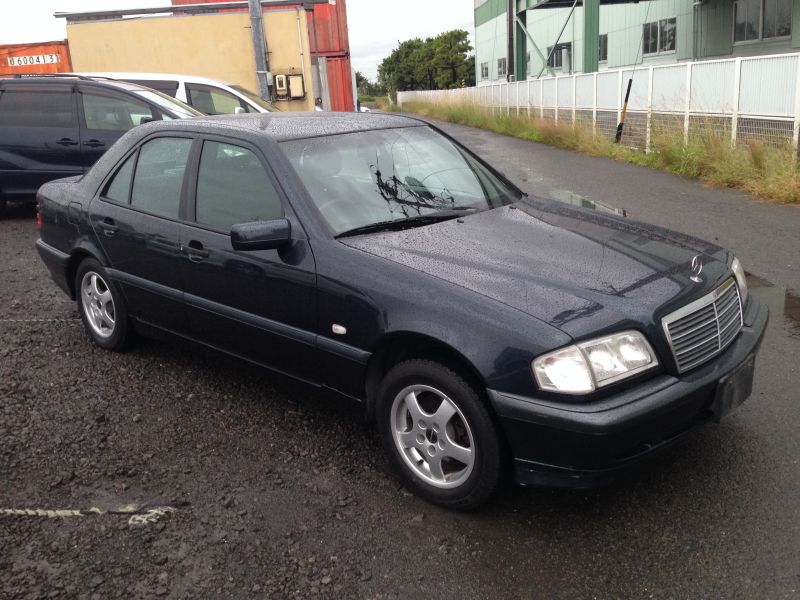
xmin=34 ymin=113 xmax=768 ymax=509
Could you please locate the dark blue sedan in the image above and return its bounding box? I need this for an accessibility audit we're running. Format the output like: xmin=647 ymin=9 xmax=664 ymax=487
xmin=35 ymin=113 xmax=768 ymax=509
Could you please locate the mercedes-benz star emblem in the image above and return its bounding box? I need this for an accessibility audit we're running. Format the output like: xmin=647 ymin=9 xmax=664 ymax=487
xmin=690 ymin=255 xmax=704 ymax=283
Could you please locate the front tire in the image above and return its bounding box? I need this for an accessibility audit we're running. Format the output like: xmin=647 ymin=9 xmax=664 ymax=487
xmin=376 ymin=359 xmax=502 ymax=510
xmin=75 ymin=258 xmax=130 ymax=351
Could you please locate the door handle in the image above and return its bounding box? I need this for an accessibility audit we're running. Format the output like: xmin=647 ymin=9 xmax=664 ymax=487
xmin=181 ymin=241 xmax=210 ymax=261
xmin=98 ymin=217 xmax=118 ymax=237
xmin=56 ymin=138 xmax=79 ymax=146
xmin=83 ymin=139 xmax=106 ymax=148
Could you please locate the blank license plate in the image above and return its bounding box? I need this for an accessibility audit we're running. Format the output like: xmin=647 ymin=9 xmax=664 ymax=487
xmin=712 ymin=355 xmax=756 ymax=422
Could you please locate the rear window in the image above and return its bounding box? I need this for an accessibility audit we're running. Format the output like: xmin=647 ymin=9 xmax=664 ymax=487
xmin=0 ymin=89 xmax=77 ymax=128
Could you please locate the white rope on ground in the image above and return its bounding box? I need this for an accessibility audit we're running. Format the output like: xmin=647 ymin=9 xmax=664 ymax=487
xmin=0 ymin=318 xmax=80 ymax=323
xmin=0 ymin=505 xmax=180 ymax=525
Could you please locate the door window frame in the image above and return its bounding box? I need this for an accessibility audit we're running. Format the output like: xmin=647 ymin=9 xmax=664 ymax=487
xmin=185 ymin=134 xmax=290 ymax=235
xmin=96 ymin=133 xmax=197 ymax=224
xmin=77 ymin=85 xmax=163 ymax=132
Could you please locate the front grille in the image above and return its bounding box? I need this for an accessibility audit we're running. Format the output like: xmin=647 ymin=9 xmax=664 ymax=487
xmin=662 ymin=279 xmax=743 ymax=373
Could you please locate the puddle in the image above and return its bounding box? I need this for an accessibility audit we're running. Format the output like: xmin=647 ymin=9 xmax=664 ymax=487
xmin=746 ymin=274 xmax=800 ymax=339
xmin=549 ymin=189 xmax=627 ymax=217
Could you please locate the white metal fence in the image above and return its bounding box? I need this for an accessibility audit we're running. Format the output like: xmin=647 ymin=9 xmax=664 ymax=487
xmin=398 ymin=52 xmax=800 ymax=151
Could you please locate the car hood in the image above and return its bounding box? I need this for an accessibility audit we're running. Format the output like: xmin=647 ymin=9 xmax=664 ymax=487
xmin=340 ymin=197 xmax=732 ymax=340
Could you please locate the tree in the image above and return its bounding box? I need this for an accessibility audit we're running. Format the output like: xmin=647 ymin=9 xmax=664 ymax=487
xmin=355 ymin=71 xmax=386 ymax=97
xmin=378 ymin=30 xmax=475 ymax=96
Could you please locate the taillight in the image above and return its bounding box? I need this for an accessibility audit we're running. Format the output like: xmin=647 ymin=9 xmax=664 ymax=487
xmin=36 ymin=211 xmax=43 ymax=229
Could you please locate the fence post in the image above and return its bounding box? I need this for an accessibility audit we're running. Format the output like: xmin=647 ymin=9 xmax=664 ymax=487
xmin=794 ymin=56 xmax=800 ymax=152
xmin=506 ymin=82 xmax=510 ymax=115
xmin=645 ymin=66 xmax=654 ymax=153
xmin=540 ymin=79 xmax=544 ymax=119
xmin=592 ymin=72 xmax=597 ymax=136
xmin=555 ymin=77 xmax=559 ymax=123
xmin=528 ymin=79 xmax=532 ymax=118
xmin=617 ymin=69 xmax=623 ymax=127
xmin=731 ymin=58 xmax=742 ymax=148
xmin=516 ymin=81 xmax=520 ymax=116
xmin=572 ymin=74 xmax=577 ymax=128
xmin=683 ymin=62 xmax=692 ymax=145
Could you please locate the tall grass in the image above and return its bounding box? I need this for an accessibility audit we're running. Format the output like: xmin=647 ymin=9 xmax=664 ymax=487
xmin=398 ymin=101 xmax=800 ymax=204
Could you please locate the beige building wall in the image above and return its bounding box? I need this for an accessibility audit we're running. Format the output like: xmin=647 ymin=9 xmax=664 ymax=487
xmin=66 ymin=8 xmax=315 ymax=112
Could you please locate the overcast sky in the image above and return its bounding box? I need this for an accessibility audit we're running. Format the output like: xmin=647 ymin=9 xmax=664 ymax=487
xmin=0 ymin=1 xmax=474 ymax=81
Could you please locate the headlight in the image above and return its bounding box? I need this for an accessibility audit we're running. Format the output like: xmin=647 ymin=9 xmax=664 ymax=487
xmin=532 ymin=331 xmax=658 ymax=394
xmin=731 ymin=257 xmax=748 ymax=305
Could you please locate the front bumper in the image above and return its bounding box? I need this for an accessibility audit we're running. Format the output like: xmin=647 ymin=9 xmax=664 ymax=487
xmin=488 ymin=297 xmax=769 ymax=489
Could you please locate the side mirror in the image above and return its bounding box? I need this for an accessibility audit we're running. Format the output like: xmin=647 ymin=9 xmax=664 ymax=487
xmin=234 ymin=106 xmax=246 ymax=115
xmin=230 ymin=219 xmax=291 ymax=251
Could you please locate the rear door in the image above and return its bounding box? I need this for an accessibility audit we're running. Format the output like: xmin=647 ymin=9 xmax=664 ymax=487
xmin=176 ymin=137 xmax=319 ymax=381
xmin=77 ymin=86 xmax=158 ymax=169
xmin=0 ymin=83 xmax=82 ymax=196
xmin=88 ymin=135 xmax=193 ymax=330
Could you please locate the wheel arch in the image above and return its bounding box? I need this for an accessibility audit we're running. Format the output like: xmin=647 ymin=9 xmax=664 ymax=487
xmin=65 ymin=243 xmax=108 ymax=300
xmin=364 ymin=332 xmax=488 ymax=420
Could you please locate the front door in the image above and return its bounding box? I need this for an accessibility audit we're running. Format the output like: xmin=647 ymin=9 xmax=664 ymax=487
xmin=177 ymin=138 xmax=318 ymax=382
xmin=88 ymin=136 xmax=193 ymax=331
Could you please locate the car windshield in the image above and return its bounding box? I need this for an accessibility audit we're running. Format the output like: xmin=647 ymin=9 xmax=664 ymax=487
xmin=231 ymin=85 xmax=280 ymax=112
xmin=134 ymin=89 xmax=203 ymax=119
xmin=281 ymin=126 xmax=521 ymax=236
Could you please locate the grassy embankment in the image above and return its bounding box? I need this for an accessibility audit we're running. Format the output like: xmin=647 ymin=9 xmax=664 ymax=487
xmin=397 ymin=100 xmax=800 ymax=204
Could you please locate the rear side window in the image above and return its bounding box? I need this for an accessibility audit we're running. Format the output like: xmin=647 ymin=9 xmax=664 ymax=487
xmin=131 ymin=137 xmax=192 ymax=219
xmin=104 ymin=154 xmax=136 ymax=203
xmin=195 ymin=141 xmax=283 ymax=231
xmin=0 ymin=89 xmax=77 ymax=128
xmin=82 ymin=91 xmax=154 ymax=131
xmin=186 ymin=84 xmax=242 ymax=115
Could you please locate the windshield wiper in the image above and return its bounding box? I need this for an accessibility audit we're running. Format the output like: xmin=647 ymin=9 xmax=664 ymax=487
xmin=335 ymin=209 xmax=475 ymax=239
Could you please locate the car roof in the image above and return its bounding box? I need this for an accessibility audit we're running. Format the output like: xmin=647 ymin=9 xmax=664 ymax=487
xmin=144 ymin=112 xmax=427 ymax=142
xmin=78 ymin=72 xmax=235 ymax=87
xmin=0 ymin=75 xmax=159 ymax=93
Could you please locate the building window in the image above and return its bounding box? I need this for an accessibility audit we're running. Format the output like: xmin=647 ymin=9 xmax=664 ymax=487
xmin=546 ymin=43 xmax=571 ymax=69
xmin=643 ymin=18 xmax=677 ymax=54
xmin=598 ymin=34 xmax=608 ymax=62
xmin=526 ymin=52 xmax=531 ymax=75
xmin=480 ymin=62 xmax=489 ymax=79
xmin=734 ymin=0 xmax=792 ymax=42
xmin=497 ymin=57 xmax=507 ymax=78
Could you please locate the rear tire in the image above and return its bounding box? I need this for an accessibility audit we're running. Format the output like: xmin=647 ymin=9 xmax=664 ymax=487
xmin=75 ymin=258 xmax=130 ymax=351
xmin=376 ymin=359 xmax=502 ymax=510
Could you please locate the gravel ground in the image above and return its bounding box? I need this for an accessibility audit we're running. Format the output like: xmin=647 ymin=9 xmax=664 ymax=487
xmin=1 ymin=128 xmax=799 ymax=600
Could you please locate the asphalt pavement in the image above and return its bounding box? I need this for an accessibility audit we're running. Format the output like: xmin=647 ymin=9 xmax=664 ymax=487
xmin=1 ymin=123 xmax=799 ymax=599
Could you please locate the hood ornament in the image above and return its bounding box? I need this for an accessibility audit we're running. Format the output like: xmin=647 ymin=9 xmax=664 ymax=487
xmin=690 ymin=256 xmax=704 ymax=283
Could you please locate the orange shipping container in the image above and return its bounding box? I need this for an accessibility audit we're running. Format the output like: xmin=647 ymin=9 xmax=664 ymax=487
xmin=0 ymin=40 xmax=72 ymax=76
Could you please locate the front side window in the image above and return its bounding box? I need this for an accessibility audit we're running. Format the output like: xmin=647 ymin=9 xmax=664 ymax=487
xmin=82 ymin=91 xmax=154 ymax=131
xmin=195 ymin=141 xmax=283 ymax=232
xmin=497 ymin=58 xmax=507 ymax=78
xmin=0 ymin=89 xmax=76 ymax=128
xmin=130 ymin=137 xmax=192 ymax=219
xmin=735 ymin=0 xmax=792 ymax=42
xmin=281 ymin=126 xmax=521 ymax=236
xmin=186 ymin=84 xmax=243 ymax=115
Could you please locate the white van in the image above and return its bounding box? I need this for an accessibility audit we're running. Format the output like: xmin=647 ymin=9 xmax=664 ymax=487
xmin=78 ymin=72 xmax=279 ymax=115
